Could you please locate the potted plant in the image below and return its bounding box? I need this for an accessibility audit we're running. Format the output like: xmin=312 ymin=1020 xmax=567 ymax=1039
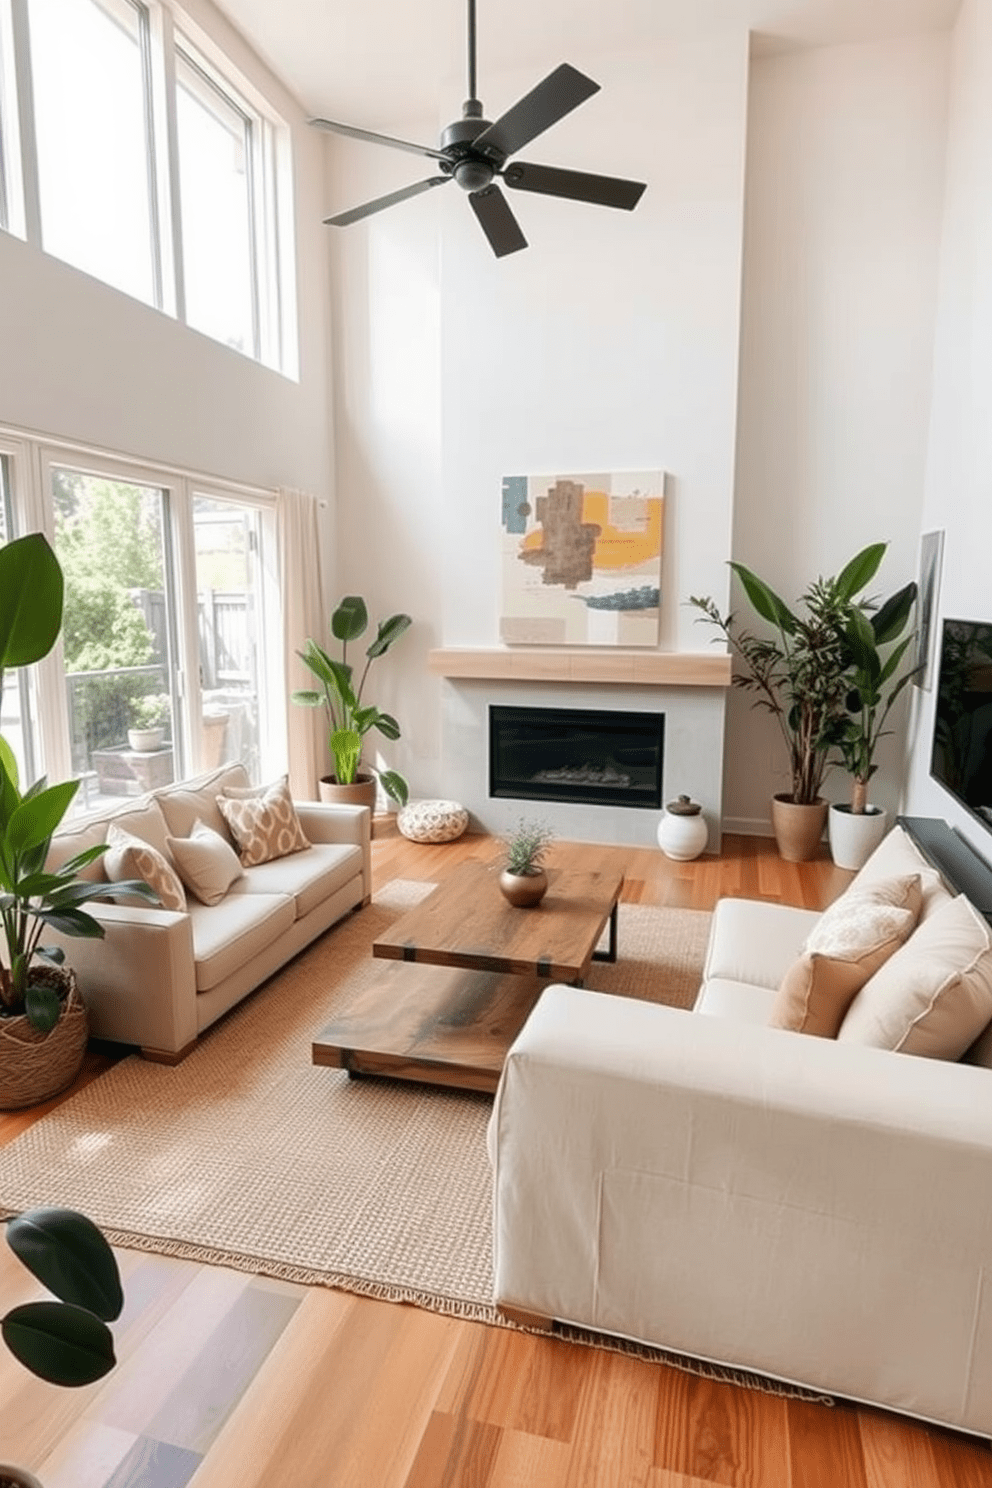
xmin=292 ymin=595 xmax=411 ymax=813
xmin=498 ymin=819 xmax=553 ymax=907
xmin=0 ymin=533 xmax=157 ymax=1110
xmin=1 ymin=1206 xmax=124 ymax=1488
xmin=690 ymin=545 xmax=886 ymax=862
xmin=827 ymin=574 xmax=918 ymax=870
xmin=127 ymin=691 xmax=170 ymax=753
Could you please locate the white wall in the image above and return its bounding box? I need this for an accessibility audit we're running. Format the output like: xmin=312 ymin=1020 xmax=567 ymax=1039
xmin=905 ymin=0 xmax=992 ymax=863
xmin=332 ymin=33 xmax=751 ymax=838
xmin=0 ymin=0 xmax=335 ymax=502
xmin=726 ymin=34 xmax=949 ymax=833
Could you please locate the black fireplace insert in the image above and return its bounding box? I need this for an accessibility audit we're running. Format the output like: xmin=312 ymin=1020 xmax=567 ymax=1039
xmin=489 ymin=704 xmax=664 ymax=809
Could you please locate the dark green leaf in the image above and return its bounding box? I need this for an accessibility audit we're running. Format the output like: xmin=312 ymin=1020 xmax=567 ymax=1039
xmin=871 ymin=582 xmax=916 ymax=645
xmin=0 ymin=533 xmax=64 ymax=671
xmin=297 ymin=642 xmax=336 ymax=689
xmin=330 ymin=596 xmax=368 ymax=643
xmin=366 ymin=613 xmax=412 ymax=658
xmin=0 ymin=735 xmax=17 ymax=792
xmin=372 ymin=712 xmax=401 ymax=741
xmin=6 ymin=1208 xmax=123 ymax=1320
xmin=2 ymin=1301 xmax=116 ymax=1385
xmin=35 ymin=906 xmax=107 ymax=937
xmin=878 ymin=634 xmax=916 ymax=685
xmin=836 ymin=543 xmax=886 ymax=600
xmin=290 ymin=689 xmax=323 ymax=707
xmin=56 ymin=844 xmax=109 ymax=877
xmin=7 ymin=780 xmax=78 ymax=857
xmin=378 ymin=770 xmax=408 ymax=805
xmin=728 ymin=563 xmax=797 ymax=634
xmin=24 ymin=980 xmax=61 ymax=1032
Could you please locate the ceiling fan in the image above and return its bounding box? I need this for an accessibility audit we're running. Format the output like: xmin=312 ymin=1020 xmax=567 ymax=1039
xmin=308 ymin=0 xmax=647 ymax=258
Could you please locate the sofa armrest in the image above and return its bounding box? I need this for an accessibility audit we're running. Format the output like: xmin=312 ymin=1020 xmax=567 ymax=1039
xmin=295 ymin=801 xmax=371 ymax=899
xmin=490 ymin=985 xmax=992 ymax=1436
xmin=49 ymin=904 xmax=198 ymax=1056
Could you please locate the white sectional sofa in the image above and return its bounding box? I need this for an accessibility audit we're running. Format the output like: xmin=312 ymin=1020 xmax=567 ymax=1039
xmin=489 ymin=824 xmax=992 ymax=1438
xmin=46 ymin=763 xmax=371 ymax=1061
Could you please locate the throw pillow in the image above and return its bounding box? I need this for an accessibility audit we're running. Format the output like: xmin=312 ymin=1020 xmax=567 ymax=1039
xmin=769 ymin=874 xmax=923 ymax=1038
xmin=838 ymin=893 xmax=992 ymax=1060
xmin=104 ymin=823 xmax=187 ymax=912
xmin=166 ymin=818 xmax=244 ymax=906
xmin=217 ymin=776 xmax=310 ymax=867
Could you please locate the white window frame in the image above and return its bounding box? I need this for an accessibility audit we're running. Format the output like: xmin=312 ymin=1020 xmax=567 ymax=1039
xmin=0 ymin=0 xmax=296 ymax=374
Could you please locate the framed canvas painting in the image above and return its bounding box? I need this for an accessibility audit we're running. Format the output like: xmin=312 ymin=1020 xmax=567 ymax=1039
xmin=500 ymin=471 xmax=665 ymax=647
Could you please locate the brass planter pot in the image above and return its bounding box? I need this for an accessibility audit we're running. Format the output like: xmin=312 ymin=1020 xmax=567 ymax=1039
xmin=0 ymin=969 xmax=88 ymax=1112
xmin=770 ymin=794 xmax=829 ymax=863
xmin=498 ymin=868 xmax=548 ymax=908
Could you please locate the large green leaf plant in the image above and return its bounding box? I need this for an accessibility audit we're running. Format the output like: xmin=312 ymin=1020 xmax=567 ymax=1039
xmin=0 ymin=531 xmax=154 ymax=1391
xmin=292 ymin=595 xmax=412 ymax=805
xmin=690 ymin=545 xmax=896 ymax=807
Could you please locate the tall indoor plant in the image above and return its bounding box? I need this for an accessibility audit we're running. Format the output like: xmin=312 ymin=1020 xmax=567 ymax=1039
xmin=690 ymin=545 xmax=887 ymax=861
xmin=293 ymin=595 xmax=411 ymax=811
xmin=827 ymin=570 xmax=918 ymax=868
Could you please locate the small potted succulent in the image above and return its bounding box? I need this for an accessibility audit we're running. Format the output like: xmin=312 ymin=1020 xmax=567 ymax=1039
xmin=498 ymin=819 xmax=553 ymax=907
xmin=127 ymin=692 xmax=170 ymax=753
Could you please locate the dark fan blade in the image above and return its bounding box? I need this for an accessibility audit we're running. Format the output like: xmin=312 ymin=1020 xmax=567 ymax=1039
xmin=473 ymin=64 xmax=599 ymax=159
xmin=468 ymin=184 xmax=528 ymax=257
xmin=308 ymin=117 xmax=447 ymax=162
xmin=503 ymin=162 xmax=646 ymax=211
xmin=324 ymin=176 xmax=450 ymax=227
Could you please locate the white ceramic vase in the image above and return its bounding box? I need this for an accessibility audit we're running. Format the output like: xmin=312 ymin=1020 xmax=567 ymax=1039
xmin=657 ymin=798 xmax=708 ymax=861
xmin=828 ymin=803 xmax=888 ymax=871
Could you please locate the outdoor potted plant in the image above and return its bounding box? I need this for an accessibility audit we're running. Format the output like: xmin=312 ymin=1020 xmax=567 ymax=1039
xmin=292 ymin=595 xmax=411 ymax=813
xmin=498 ymin=819 xmax=553 ymax=907
xmin=0 ymin=533 xmax=157 ymax=1110
xmin=1 ymin=1206 xmax=124 ymax=1488
xmin=690 ymin=545 xmax=888 ymax=862
xmin=127 ymin=691 xmax=170 ymax=753
xmin=827 ymin=574 xmax=918 ymax=870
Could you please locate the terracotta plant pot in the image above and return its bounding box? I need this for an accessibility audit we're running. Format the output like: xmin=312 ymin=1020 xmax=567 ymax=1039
xmin=769 ymin=794 xmax=829 ymax=863
xmin=0 ymin=970 xmax=89 ymax=1111
xmin=318 ymin=774 xmax=378 ymax=814
xmin=498 ymin=868 xmax=548 ymax=908
xmin=828 ymin=803 xmax=888 ymax=872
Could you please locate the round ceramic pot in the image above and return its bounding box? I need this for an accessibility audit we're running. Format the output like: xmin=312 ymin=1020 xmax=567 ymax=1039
xmin=770 ymin=794 xmax=829 ymax=863
xmin=127 ymin=727 xmax=164 ymax=753
xmin=499 ymin=868 xmax=548 ymax=908
xmin=657 ymin=809 xmax=708 ymax=861
xmin=318 ymin=774 xmax=378 ymax=814
xmin=828 ymin=803 xmax=888 ymax=872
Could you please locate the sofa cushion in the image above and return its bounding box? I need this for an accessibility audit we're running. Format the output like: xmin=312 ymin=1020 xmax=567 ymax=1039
xmin=229 ymin=842 xmax=363 ymax=920
xmin=107 ymin=798 xmax=175 ymax=864
xmin=167 ymin=819 xmax=244 ymax=906
xmin=46 ymin=818 xmax=109 ymax=881
xmin=769 ymin=875 xmax=924 ymax=1038
xmin=188 ymin=891 xmax=296 ymax=992
xmin=838 ymin=894 xmax=992 ymax=1060
xmin=851 ymin=825 xmax=953 ymax=921
xmin=694 ymin=979 xmax=778 ymax=1023
xmin=105 ymin=823 xmax=187 ymax=911
xmin=156 ymin=763 xmax=250 ymax=845
xmin=217 ymin=777 xmax=310 ymax=866
xmin=703 ymin=898 xmax=821 ymax=991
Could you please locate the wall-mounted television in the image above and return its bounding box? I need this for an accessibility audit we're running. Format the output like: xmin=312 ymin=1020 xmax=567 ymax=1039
xmin=930 ymin=618 xmax=992 ymax=833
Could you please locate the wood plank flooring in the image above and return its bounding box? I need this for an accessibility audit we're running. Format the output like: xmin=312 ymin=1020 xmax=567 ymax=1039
xmin=2 ymin=824 xmax=991 ymax=1486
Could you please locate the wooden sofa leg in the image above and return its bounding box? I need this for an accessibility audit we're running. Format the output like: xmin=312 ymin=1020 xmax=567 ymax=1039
xmin=497 ymin=1304 xmax=555 ymax=1333
xmin=140 ymin=1039 xmax=197 ymax=1065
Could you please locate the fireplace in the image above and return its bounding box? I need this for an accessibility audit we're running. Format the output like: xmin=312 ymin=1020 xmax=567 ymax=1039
xmin=489 ymin=704 xmax=664 ymax=810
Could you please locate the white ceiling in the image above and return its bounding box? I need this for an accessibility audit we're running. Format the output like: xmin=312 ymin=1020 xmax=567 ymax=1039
xmin=211 ymin=0 xmax=961 ymax=127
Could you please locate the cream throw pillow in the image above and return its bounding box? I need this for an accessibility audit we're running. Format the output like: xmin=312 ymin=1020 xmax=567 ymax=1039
xmin=217 ymin=776 xmax=310 ymax=867
xmin=838 ymin=893 xmax=992 ymax=1059
xmin=104 ymin=823 xmax=186 ymax=912
xmin=166 ymin=818 xmax=244 ymax=906
xmin=769 ymin=875 xmax=923 ymax=1038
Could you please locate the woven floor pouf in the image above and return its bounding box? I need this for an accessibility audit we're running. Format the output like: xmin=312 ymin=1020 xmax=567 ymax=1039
xmin=396 ymin=799 xmax=469 ymax=844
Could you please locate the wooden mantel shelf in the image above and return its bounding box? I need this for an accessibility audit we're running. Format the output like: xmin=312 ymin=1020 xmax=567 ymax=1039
xmin=428 ymin=647 xmax=732 ymax=688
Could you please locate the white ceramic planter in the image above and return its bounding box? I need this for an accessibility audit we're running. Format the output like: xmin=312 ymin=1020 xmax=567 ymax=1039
xmin=127 ymin=726 xmax=164 ymax=753
xmin=828 ymin=803 xmax=888 ymax=871
xmin=657 ymin=806 xmax=708 ymax=861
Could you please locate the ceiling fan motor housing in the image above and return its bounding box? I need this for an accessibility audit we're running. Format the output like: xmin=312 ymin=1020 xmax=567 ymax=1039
xmin=440 ymin=106 xmax=505 ymax=192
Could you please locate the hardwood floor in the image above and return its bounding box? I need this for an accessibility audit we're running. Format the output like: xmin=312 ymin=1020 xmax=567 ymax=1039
xmin=2 ymin=825 xmax=991 ymax=1486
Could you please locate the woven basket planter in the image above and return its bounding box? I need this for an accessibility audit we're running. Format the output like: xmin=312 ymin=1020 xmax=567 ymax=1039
xmin=0 ymin=969 xmax=89 ymax=1111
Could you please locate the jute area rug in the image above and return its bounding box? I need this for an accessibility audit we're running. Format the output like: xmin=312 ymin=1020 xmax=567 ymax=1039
xmin=0 ymin=881 xmax=822 ymax=1399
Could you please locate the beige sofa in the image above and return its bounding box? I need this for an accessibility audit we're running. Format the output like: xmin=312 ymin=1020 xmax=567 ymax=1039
xmin=489 ymin=825 xmax=992 ymax=1438
xmin=46 ymin=763 xmax=371 ymax=1061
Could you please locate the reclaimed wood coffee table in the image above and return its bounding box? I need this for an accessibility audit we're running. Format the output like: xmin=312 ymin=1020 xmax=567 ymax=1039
xmin=312 ymin=859 xmax=623 ymax=1093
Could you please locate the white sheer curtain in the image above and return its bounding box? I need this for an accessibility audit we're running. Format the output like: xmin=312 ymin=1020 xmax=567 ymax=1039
xmin=277 ymin=488 xmax=327 ymax=800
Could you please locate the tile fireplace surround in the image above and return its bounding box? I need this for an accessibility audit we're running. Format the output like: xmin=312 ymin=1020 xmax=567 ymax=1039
xmin=429 ymin=648 xmax=732 ymax=850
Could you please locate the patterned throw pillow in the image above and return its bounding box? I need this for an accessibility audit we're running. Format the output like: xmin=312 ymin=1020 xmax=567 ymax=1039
xmin=217 ymin=777 xmax=310 ymax=867
xmin=104 ymin=823 xmax=187 ymax=912
xmin=166 ymin=818 xmax=244 ymax=905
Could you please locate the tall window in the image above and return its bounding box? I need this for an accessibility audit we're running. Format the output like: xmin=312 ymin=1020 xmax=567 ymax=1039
xmin=0 ymin=456 xmax=37 ymax=786
xmin=28 ymin=0 xmax=158 ymax=306
xmin=0 ymin=0 xmax=24 ymax=237
xmin=176 ymin=44 xmax=255 ymax=355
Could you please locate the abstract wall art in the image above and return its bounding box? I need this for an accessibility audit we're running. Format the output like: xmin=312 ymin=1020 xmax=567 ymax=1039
xmin=500 ymin=471 xmax=665 ymax=647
